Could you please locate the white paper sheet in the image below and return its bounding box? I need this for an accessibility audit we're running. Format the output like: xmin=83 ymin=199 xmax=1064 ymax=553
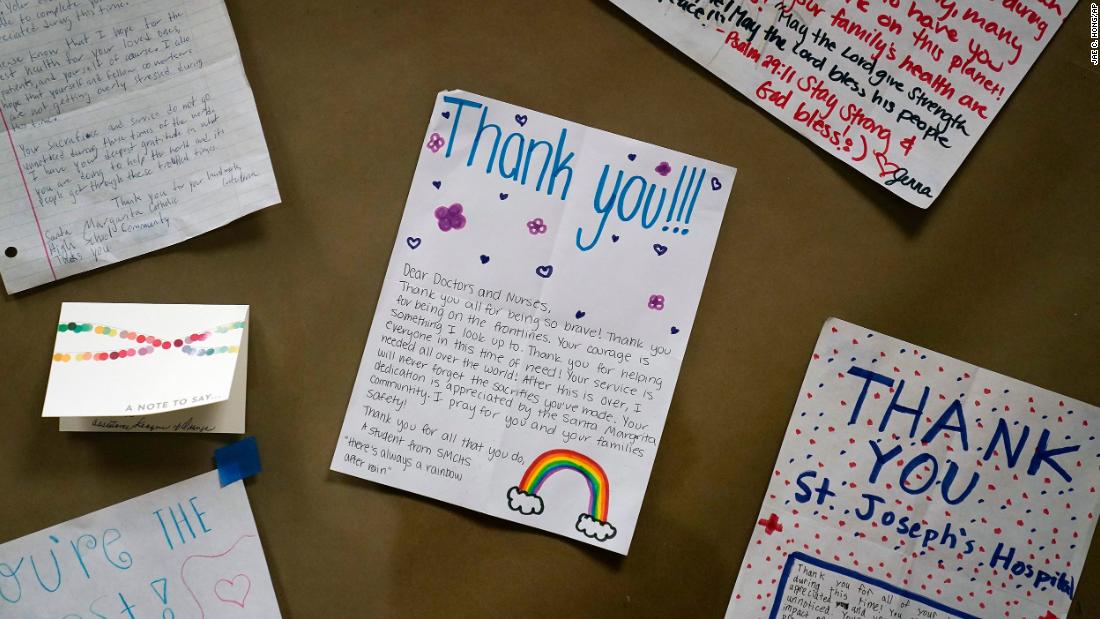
xmin=44 ymin=302 xmax=249 ymax=434
xmin=330 ymin=89 xmax=735 ymax=554
xmin=726 ymin=318 xmax=1100 ymax=619
xmin=610 ymin=0 xmax=1075 ymax=208
xmin=0 ymin=0 xmax=280 ymax=294
xmin=0 ymin=470 xmax=280 ymax=617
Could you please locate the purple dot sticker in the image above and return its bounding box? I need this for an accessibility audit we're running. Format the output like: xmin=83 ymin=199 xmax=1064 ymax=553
xmin=426 ymin=133 xmax=445 ymax=153
xmin=434 ymin=203 xmax=466 ymax=232
xmin=406 ymin=237 xmax=421 ymax=249
xmin=535 ymin=265 xmax=553 ymax=278
xmin=655 ymin=161 xmax=672 ymax=176
xmin=526 ymin=218 xmax=548 ymax=235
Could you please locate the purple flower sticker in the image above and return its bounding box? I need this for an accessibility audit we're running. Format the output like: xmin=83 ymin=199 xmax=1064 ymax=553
xmin=426 ymin=132 xmax=445 ymax=153
xmin=434 ymin=203 xmax=466 ymax=231
xmin=655 ymin=161 xmax=672 ymax=176
xmin=526 ymin=218 xmax=548 ymax=235
xmin=648 ymin=294 xmax=665 ymax=311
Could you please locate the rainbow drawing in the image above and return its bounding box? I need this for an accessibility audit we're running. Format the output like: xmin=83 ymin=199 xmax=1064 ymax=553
xmin=506 ymin=449 xmax=617 ymax=542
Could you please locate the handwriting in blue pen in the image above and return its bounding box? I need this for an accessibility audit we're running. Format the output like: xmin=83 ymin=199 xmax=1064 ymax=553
xmin=788 ymin=365 xmax=1083 ymax=601
xmin=0 ymin=494 xmax=214 ymax=616
xmin=576 ymin=163 xmax=705 ymax=251
xmin=437 ymin=94 xmax=710 ymax=252
xmin=440 ymin=95 xmax=574 ymax=202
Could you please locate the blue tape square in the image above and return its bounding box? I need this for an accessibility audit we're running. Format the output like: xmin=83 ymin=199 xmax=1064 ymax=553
xmin=214 ymin=436 xmax=261 ymax=487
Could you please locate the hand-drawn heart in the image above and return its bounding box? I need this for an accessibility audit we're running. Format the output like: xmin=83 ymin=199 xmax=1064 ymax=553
xmin=535 ymin=265 xmax=553 ymax=278
xmin=873 ymin=150 xmax=900 ymax=178
xmin=627 ymin=153 xmax=636 ymax=161
xmin=432 ymin=180 xmax=441 ymax=189
xmin=611 ymin=234 xmax=620 ymax=242
xmin=441 ymin=111 xmax=451 ymax=119
xmin=499 ymin=193 xmax=508 ymax=200
xmin=670 ymin=326 xmax=680 ymax=334
xmin=652 ymin=243 xmax=668 ymax=256
xmin=575 ymin=310 xmax=586 ymax=319
xmin=480 ymin=255 xmax=490 ymax=264
xmin=514 ymin=114 xmax=528 ymax=127
xmin=406 ymin=237 xmax=421 ymax=249
xmin=710 ymin=177 xmax=722 ymax=191
xmin=215 ymin=574 xmax=252 ymax=608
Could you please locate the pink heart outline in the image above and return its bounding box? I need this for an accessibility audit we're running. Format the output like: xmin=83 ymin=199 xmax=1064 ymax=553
xmin=214 ymin=573 xmax=252 ymax=609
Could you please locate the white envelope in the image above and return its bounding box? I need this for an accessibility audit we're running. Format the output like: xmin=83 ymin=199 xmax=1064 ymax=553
xmin=43 ymin=303 xmax=249 ymax=433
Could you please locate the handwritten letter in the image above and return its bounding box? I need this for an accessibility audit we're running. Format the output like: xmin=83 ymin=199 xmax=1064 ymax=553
xmin=330 ymin=90 xmax=735 ymax=553
xmin=0 ymin=0 xmax=279 ymax=293
xmin=611 ymin=0 xmax=1076 ymax=207
xmin=725 ymin=318 xmax=1100 ymax=618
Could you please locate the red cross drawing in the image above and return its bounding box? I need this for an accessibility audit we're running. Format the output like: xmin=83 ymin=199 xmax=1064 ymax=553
xmin=758 ymin=513 xmax=783 ymax=535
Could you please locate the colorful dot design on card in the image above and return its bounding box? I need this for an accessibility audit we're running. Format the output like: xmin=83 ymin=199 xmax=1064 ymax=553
xmin=506 ymin=450 xmax=616 ymax=541
xmin=53 ymin=321 xmax=244 ymax=362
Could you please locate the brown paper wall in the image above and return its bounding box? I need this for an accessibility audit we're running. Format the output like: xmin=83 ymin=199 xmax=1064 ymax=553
xmin=2 ymin=1 xmax=1098 ymax=616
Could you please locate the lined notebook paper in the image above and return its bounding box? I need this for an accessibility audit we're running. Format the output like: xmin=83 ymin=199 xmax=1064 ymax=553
xmin=0 ymin=0 xmax=280 ymax=293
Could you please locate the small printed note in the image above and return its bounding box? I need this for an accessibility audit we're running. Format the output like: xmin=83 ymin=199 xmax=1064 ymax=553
xmin=0 ymin=0 xmax=280 ymax=294
xmin=44 ymin=302 xmax=249 ymax=433
xmin=330 ymin=89 xmax=735 ymax=554
xmin=725 ymin=318 xmax=1100 ymax=619
xmin=610 ymin=0 xmax=1076 ymax=208
xmin=0 ymin=470 xmax=280 ymax=617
